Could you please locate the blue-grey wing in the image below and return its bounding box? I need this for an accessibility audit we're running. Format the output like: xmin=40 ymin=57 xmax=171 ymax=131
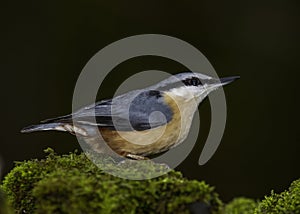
xmin=42 ymin=90 xmax=173 ymax=131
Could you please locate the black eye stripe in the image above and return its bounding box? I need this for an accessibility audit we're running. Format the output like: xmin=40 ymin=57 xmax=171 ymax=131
xmin=182 ymin=77 xmax=202 ymax=86
xmin=156 ymin=77 xmax=203 ymax=91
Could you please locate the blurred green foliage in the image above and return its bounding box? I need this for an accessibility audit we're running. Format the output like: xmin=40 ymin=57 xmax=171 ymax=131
xmin=254 ymin=179 xmax=300 ymax=214
xmin=224 ymin=197 xmax=258 ymax=214
xmin=0 ymin=188 xmax=13 ymax=214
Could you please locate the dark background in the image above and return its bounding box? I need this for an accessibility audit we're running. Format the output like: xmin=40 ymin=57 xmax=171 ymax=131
xmin=1 ymin=0 xmax=299 ymax=202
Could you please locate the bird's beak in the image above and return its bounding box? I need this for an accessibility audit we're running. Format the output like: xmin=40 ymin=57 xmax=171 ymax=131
xmin=219 ymin=76 xmax=240 ymax=86
xmin=201 ymin=76 xmax=240 ymax=92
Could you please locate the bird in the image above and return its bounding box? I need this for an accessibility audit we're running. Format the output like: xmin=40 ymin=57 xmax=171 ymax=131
xmin=21 ymin=72 xmax=239 ymax=160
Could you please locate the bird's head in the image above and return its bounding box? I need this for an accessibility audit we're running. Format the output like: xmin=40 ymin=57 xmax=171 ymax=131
xmin=150 ymin=72 xmax=240 ymax=102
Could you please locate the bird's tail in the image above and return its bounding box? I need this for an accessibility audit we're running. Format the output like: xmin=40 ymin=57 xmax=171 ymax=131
xmin=21 ymin=122 xmax=65 ymax=133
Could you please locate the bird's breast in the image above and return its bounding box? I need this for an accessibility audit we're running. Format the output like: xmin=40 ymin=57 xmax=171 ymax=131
xmin=94 ymin=92 xmax=198 ymax=156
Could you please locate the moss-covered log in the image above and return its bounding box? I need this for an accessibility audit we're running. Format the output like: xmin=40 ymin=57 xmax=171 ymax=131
xmin=1 ymin=148 xmax=222 ymax=214
xmin=1 ymin=148 xmax=299 ymax=214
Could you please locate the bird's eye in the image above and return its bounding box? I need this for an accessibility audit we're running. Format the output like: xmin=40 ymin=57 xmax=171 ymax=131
xmin=191 ymin=77 xmax=200 ymax=86
xmin=183 ymin=77 xmax=202 ymax=86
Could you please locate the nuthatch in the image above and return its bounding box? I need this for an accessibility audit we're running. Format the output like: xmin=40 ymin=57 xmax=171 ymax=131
xmin=21 ymin=72 xmax=239 ymax=160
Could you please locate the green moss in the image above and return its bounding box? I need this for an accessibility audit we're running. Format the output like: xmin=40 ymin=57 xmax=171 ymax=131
xmin=3 ymin=147 xmax=300 ymax=214
xmin=254 ymin=179 xmax=300 ymax=214
xmin=1 ymin=148 xmax=222 ymax=214
xmin=224 ymin=197 xmax=258 ymax=214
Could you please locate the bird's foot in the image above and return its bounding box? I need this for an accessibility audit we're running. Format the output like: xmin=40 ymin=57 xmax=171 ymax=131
xmin=125 ymin=154 xmax=149 ymax=160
